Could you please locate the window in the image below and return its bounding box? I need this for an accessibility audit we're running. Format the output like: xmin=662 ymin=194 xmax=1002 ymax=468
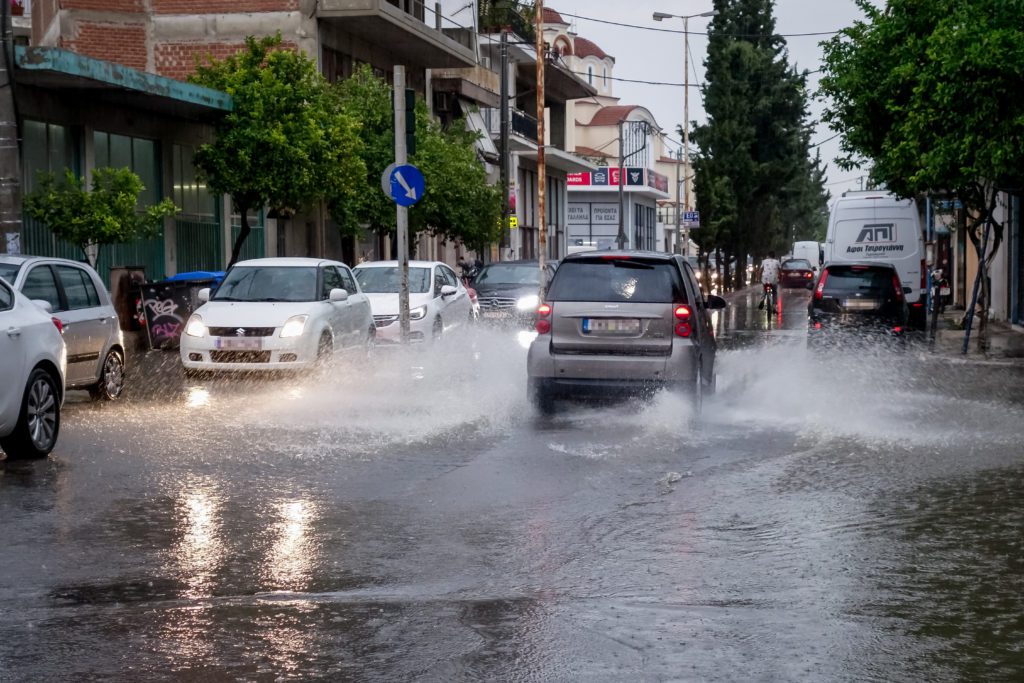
xmin=56 ymin=266 xmax=100 ymax=310
xmin=322 ymin=266 xmax=345 ymax=299
xmin=22 ymin=266 xmax=62 ymax=311
xmin=603 ymin=68 xmax=608 ymax=87
xmin=355 ymin=267 xmax=431 ymax=294
xmin=0 ymin=282 xmax=12 ymax=312
xmin=587 ymin=66 xmax=594 ymax=85
xmin=22 ymin=120 xmax=78 ymax=192
xmin=433 ymin=267 xmax=447 ymax=297
xmin=441 ymin=266 xmax=459 ymax=288
xmin=548 ymin=258 xmax=686 ymax=304
xmin=338 ymin=267 xmax=358 ymax=294
xmin=94 ymin=131 xmax=160 ymax=206
xmin=172 ymin=144 xmax=217 ymax=219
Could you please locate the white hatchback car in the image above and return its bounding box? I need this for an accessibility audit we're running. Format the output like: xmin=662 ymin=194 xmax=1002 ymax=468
xmin=1 ymin=276 xmax=66 ymax=459
xmin=354 ymin=260 xmax=473 ymax=344
xmin=180 ymin=257 xmax=374 ymax=373
xmin=0 ymin=255 xmax=125 ymax=400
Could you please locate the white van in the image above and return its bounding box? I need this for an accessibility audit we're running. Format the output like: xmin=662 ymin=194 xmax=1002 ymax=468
xmin=792 ymin=240 xmax=821 ymax=270
xmin=824 ymin=191 xmax=926 ymax=325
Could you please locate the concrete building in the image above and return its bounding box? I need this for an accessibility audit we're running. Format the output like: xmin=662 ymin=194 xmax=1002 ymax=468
xmin=541 ymin=9 xmax=672 ymax=252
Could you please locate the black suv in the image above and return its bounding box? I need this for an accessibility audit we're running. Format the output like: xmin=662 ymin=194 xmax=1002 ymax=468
xmin=807 ymin=262 xmax=909 ymax=347
xmin=473 ymin=260 xmax=557 ymax=327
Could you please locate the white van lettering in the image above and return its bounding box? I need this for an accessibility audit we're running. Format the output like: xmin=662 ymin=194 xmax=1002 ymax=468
xmin=856 ymin=223 xmax=896 ymax=243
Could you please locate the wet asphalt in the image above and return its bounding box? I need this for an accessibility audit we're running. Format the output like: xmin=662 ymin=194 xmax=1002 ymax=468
xmin=2 ymin=287 xmax=1023 ymax=681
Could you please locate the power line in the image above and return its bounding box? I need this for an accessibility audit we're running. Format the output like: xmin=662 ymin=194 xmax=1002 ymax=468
xmin=560 ymin=11 xmax=842 ymax=38
xmin=809 ymin=132 xmax=841 ymax=148
xmin=565 ymin=69 xmax=699 ymax=87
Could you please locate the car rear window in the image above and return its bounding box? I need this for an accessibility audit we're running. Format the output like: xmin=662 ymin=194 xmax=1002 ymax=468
xmin=546 ymin=258 xmax=686 ymax=303
xmin=782 ymin=259 xmax=812 ymax=270
xmin=824 ymin=266 xmax=895 ymax=293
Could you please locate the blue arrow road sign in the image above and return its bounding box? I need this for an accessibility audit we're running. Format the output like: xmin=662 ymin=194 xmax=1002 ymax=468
xmin=384 ymin=163 xmax=425 ymax=207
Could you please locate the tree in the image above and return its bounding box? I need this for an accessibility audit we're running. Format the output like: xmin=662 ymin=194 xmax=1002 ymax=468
xmin=190 ymin=34 xmax=365 ymax=267
xmin=335 ymin=65 xmax=500 ymax=253
xmin=691 ymin=0 xmax=827 ymax=289
xmin=24 ymin=167 xmax=177 ymax=267
xmin=819 ymin=0 xmax=1024 ymax=346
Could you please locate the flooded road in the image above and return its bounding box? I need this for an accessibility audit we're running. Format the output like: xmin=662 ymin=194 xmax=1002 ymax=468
xmin=2 ymin=287 xmax=1023 ymax=680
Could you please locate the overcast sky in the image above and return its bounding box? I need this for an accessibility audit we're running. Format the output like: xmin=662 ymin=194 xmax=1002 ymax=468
xmin=549 ymin=0 xmax=868 ymax=197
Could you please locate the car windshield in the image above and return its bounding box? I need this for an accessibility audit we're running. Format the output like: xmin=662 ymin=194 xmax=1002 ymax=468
xmin=783 ymin=259 xmax=812 ymax=270
xmin=824 ymin=266 xmax=895 ymax=293
xmin=0 ymin=263 xmax=21 ymax=282
xmin=212 ymin=266 xmax=318 ymax=302
xmin=473 ymin=264 xmax=540 ymax=286
xmin=547 ymin=258 xmax=686 ymax=303
xmin=355 ymin=267 xmax=431 ymax=294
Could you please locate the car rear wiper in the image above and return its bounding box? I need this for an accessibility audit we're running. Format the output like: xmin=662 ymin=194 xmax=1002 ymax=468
xmin=612 ymin=261 xmax=655 ymax=270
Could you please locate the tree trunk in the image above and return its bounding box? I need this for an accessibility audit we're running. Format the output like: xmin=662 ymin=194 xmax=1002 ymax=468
xmin=228 ymin=204 xmax=251 ymax=269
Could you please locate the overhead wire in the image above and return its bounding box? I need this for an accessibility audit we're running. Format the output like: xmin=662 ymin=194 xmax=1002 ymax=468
xmin=558 ymin=11 xmax=843 ymax=38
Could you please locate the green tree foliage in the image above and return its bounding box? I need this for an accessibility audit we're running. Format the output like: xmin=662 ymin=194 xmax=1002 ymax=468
xmin=819 ymin=0 xmax=1024 ymax=341
xmin=24 ymin=168 xmax=177 ymax=266
xmin=336 ymin=65 xmax=500 ymax=252
xmin=691 ymin=0 xmax=828 ymax=288
xmin=190 ymin=34 xmax=365 ymax=267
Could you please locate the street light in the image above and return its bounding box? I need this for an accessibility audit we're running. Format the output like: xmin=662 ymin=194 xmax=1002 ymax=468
xmin=653 ymin=8 xmax=717 ymax=256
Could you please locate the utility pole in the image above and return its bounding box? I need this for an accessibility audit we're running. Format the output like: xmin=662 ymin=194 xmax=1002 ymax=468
xmin=499 ymin=31 xmax=510 ymax=261
xmin=616 ymin=119 xmax=625 ymax=250
xmin=682 ymin=14 xmax=691 ymax=258
xmin=535 ymin=0 xmax=547 ymax=283
xmin=0 ymin=0 xmax=21 ymax=255
xmin=394 ymin=66 xmax=410 ymax=343
xmin=675 ymin=148 xmax=682 ymax=255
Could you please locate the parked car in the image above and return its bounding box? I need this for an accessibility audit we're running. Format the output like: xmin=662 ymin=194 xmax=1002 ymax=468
xmin=807 ymin=262 xmax=909 ymax=348
xmin=0 ymin=255 xmax=125 ymax=400
xmin=527 ymin=251 xmax=727 ymax=413
xmin=0 ymin=276 xmax=66 ymax=459
xmin=180 ymin=257 xmax=374 ymax=373
xmin=780 ymin=258 xmax=816 ymax=288
xmin=472 ymin=260 xmax=557 ymax=328
xmin=354 ymin=260 xmax=473 ymax=344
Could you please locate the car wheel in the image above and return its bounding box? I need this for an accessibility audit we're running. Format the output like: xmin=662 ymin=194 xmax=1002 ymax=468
xmin=1 ymin=368 xmax=61 ymax=460
xmin=692 ymin=365 xmax=704 ymax=417
xmin=365 ymin=325 xmax=376 ymax=356
xmin=316 ymin=332 xmax=333 ymax=365
xmin=528 ymin=379 xmax=555 ymax=416
xmin=432 ymin=317 xmax=443 ymax=341
xmin=89 ymin=349 xmax=125 ymax=401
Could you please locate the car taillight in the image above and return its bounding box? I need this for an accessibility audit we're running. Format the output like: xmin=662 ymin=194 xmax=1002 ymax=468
xmin=535 ymin=303 xmax=552 ymax=334
xmin=814 ymin=269 xmax=828 ymax=300
xmin=892 ymin=273 xmax=904 ymax=301
xmin=814 ymin=321 xmax=822 ymax=330
xmin=674 ymin=304 xmax=692 ymax=337
xmin=805 ymin=272 xmax=813 ymax=278
xmin=893 ymin=326 xmax=903 ymax=334
xmin=51 ymin=317 xmax=64 ymax=334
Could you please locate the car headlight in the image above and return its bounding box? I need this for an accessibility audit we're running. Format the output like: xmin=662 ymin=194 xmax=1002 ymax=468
xmin=516 ymin=294 xmax=540 ymax=311
xmin=280 ymin=315 xmax=308 ymax=338
xmin=185 ymin=314 xmax=207 ymax=338
xmin=410 ymin=305 xmax=427 ymax=321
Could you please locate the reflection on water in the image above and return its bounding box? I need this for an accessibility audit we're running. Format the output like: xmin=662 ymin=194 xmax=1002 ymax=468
xmin=186 ymin=387 xmax=210 ymax=409
xmin=266 ymin=498 xmax=319 ymax=591
xmin=174 ymin=483 xmax=225 ymax=598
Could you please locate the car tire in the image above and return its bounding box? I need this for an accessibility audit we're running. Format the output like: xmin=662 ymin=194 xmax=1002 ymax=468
xmin=316 ymin=332 xmax=333 ymax=365
xmin=1 ymin=368 xmax=61 ymax=460
xmin=89 ymin=349 xmax=125 ymax=401
xmin=432 ymin=317 xmax=443 ymax=341
xmin=692 ymin=365 xmax=704 ymax=417
xmin=528 ymin=379 xmax=555 ymax=416
xmin=365 ymin=325 xmax=376 ymax=356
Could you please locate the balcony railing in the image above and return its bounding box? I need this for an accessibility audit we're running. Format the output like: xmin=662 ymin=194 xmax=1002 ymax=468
xmin=479 ymin=0 xmax=535 ymax=42
xmin=482 ymin=106 xmax=538 ymax=142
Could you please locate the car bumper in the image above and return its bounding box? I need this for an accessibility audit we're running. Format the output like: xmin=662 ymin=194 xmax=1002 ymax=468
xmin=373 ymin=317 xmax=431 ymax=345
xmin=180 ymin=334 xmax=317 ymax=371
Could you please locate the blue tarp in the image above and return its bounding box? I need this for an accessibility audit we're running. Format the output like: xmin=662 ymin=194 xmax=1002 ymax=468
xmin=165 ymin=271 xmax=225 ymax=284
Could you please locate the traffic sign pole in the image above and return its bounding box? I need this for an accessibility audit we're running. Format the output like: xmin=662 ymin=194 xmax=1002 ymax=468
xmin=394 ymin=66 xmax=410 ymax=343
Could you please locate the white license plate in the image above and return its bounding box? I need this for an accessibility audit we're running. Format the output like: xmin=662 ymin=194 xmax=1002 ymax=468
xmin=482 ymin=310 xmax=510 ymax=319
xmin=583 ymin=318 xmax=641 ymax=334
xmin=939 ymin=287 xmax=951 ymax=296
xmin=841 ymin=298 xmax=880 ymax=311
xmin=215 ymin=337 xmax=262 ymax=350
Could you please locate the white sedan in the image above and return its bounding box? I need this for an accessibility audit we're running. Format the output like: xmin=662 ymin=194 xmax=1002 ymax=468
xmin=180 ymin=258 xmax=374 ymax=373
xmin=354 ymin=260 xmax=473 ymax=344
xmin=0 ymin=276 xmax=66 ymax=459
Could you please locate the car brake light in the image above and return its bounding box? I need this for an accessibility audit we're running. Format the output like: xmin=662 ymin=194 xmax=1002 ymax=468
xmin=52 ymin=317 xmax=63 ymax=334
xmin=893 ymin=326 xmax=903 ymax=334
xmin=535 ymin=303 xmax=552 ymax=334
xmin=892 ymin=273 xmax=904 ymax=301
xmin=600 ymin=254 xmax=632 ymax=260
xmin=814 ymin=321 xmax=822 ymax=330
xmin=674 ymin=305 xmax=691 ymax=319
xmin=674 ymin=322 xmax=691 ymax=337
xmin=805 ymin=272 xmax=812 ymax=278
xmin=815 ymin=269 xmax=828 ymax=300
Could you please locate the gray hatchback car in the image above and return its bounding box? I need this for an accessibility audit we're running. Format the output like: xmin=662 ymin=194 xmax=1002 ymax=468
xmin=527 ymin=251 xmax=726 ymax=413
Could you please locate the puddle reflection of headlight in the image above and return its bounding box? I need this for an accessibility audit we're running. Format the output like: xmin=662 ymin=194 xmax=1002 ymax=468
xmin=187 ymin=387 xmax=210 ymax=408
xmin=517 ymin=330 xmax=538 ymax=349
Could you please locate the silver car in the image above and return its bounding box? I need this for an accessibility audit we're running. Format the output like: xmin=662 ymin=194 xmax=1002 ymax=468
xmin=527 ymin=251 xmax=726 ymax=413
xmin=0 ymin=256 xmax=125 ymax=400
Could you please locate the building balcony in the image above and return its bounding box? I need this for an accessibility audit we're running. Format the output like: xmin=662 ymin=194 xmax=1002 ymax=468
xmin=481 ymin=107 xmax=539 ymax=145
xmin=317 ymin=0 xmax=476 ymax=69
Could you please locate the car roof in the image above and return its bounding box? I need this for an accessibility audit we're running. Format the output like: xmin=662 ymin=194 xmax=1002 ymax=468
xmin=561 ymin=250 xmax=675 ymax=262
xmin=824 ymin=261 xmax=898 ymax=271
xmin=233 ymin=257 xmax=344 ymax=267
xmin=0 ymin=254 xmax=92 ymax=267
xmin=354 ymin=260 xmax=447 ymax=268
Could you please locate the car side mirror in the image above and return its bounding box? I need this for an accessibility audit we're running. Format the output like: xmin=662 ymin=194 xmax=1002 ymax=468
xmin=329 ymin=288 xmax=349 ymax=302
xmin=706 ymin=294 xmax=727 ymax=310
xmin=440 ymin=285 xmax=458 ymax=297
xmin=198 ymin=288 xmax=210 ymax=303
xmin=31 ymin=299 xmax=53 ymax=314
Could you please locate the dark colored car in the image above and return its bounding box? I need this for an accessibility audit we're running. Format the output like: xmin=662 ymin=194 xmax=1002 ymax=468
xmin=780 ymin=258 xmax=816 ymax=288
xmin=473 ymin=260 xmax=557 ymax=327
xmin=807 ymin=262 xmax=909 ymax=347
xmin=527 ymin=251 xmax=727 ymax=413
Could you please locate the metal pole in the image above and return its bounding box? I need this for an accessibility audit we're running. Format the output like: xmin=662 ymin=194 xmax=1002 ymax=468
xmin=499 ymin=31 xmax=509 ymax=258
xmin=682 ymin=15 xmax=690 ymax=258
xmin=617 ymin=119 xmax=625 ymax=250
xmin=536 ymin=0 xmax=547 ymax=278
xmin=394 ymin=66 xmax=410 ymax=343
xmin=675 ymin=148 xmax=682 ymax=254
xmin=0 ymin=0 xmax=21 ymax=255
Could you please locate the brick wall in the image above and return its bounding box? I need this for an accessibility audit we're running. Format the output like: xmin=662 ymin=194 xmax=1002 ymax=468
xmin=62 ymin=0 xmax=144 ymax=10
xmin=152 ymin=0 xmax=297 ymax=12
xmin=63 ymin=22 xmax=148 ymax=70
xmin=156 ymin=40 xmax=298 ymax=81
xmin=31 ymin=0 xmax=61 ymax=45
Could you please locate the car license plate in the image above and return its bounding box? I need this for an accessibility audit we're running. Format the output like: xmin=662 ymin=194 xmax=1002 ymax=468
xmin=841 ymin=298 xmax=879 ymax=311
xmin=940 ymin=286 xmax=951 ymax=296
xmin=215 ymin=337 xmax=262 ymax=350
xmin=583 ymin=318 xmax=641 ymax=335
xmin=482 ymin=310 xmax=510 ymax=319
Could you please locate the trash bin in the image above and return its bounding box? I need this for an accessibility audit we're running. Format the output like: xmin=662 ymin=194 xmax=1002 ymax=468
xmin=139 ymin=271 xmax=225 ymax=350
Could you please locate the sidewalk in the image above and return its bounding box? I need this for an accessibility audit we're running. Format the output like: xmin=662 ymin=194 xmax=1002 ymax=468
xmin=932 ymin=309 xmax=1024 ymax=363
